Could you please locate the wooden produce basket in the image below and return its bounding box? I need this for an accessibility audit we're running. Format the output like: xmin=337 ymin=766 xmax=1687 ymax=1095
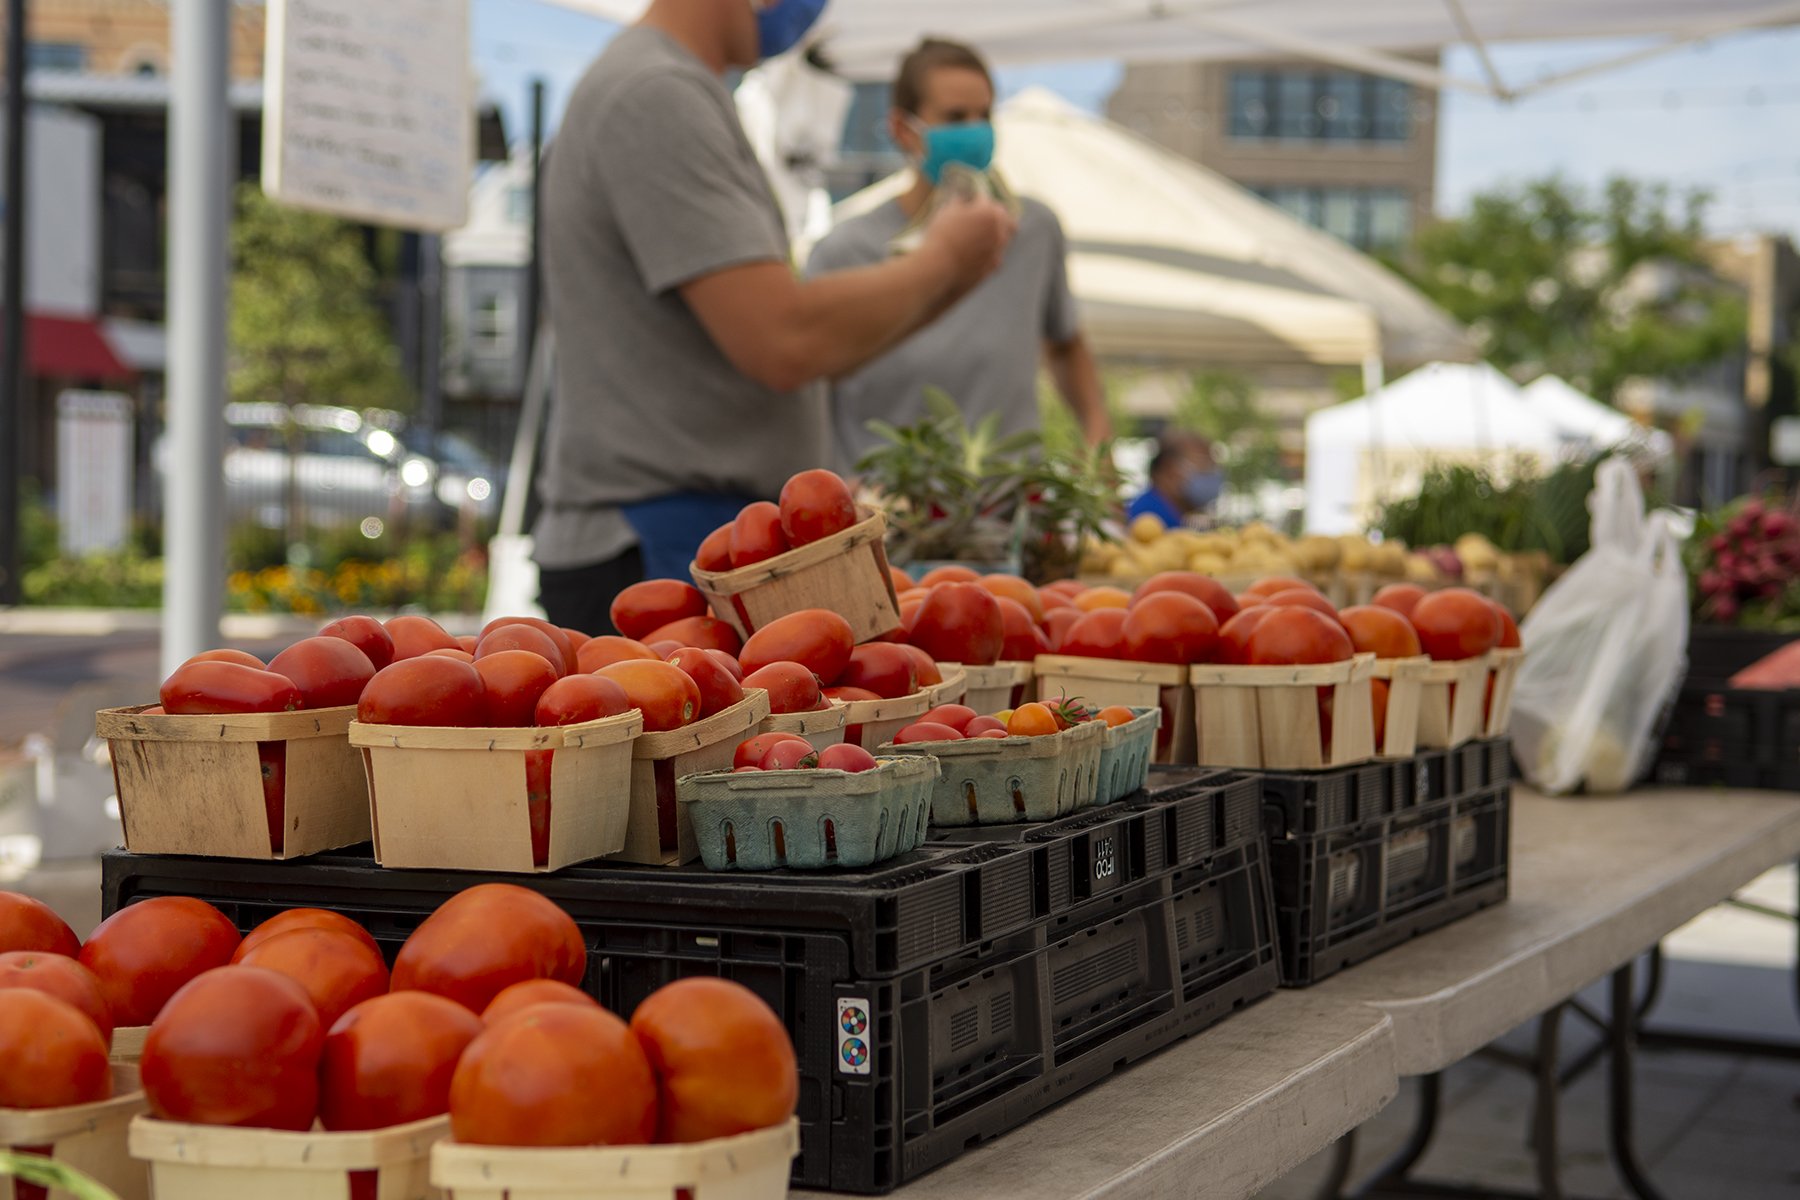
xmin=1190 ymin=654 xmax=1377 ymax=771
xmin=1415 ymin=657 xmax=1491 ymax=749
xmin=922 ymin=667 xmax=967 ymax=708
xmin=1370 ymin=656 xmax=1431 ymax=759
xmin=691 ymin=509 xmax=900 ymax=645
xmin=1484 ymin=648 xmax=1527 ymax=738
xmin=758 ymin=701 xmax=849 ymax=753
xmin=1 ymin=1065 xmax=148 ymax=1200
xmin=836 ymin=690 xmax=932 ymax=753
xmin=610 ymin=691 xmax=772 ymax=867
xmin=350 ymin=712 xmax=643 ymax=873
xmin=95 ymin=705 xmax=368 ymax=860
xmin=942 ymin=662 xmax=1031 ymax=715
xmin=431 ymin=1119 xmax=800 ymax=1200
xmin=1033 ymin=656 xmax=1196 ymax=763
xmin=109 ymin=1026 xmax=150 ymax=1065
xmin=130 ymin=1113 xmax=448 ymax=1200
xmin=679 ymin=757 xmax=939 ymax=870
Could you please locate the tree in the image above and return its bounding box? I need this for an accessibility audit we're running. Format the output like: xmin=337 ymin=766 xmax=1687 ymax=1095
xmin=1171 ymin=370 xmax=1284 ymax=498
xmin=1395 ymin=176 xmax=1745 ymax=404
xmin=228 ymin=185 xmax=410 ymax=544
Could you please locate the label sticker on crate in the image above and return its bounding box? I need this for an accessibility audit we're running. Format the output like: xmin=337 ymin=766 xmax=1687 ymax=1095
xmin=1090 ymin=832 xmax=1120 ymax=889
xmin=837 ymin=997 xmax=872 ymax=1076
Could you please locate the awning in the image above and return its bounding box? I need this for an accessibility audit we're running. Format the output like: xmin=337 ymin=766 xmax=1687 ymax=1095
xmin=549 ymin=1 xmax=1800 ymax=95
xmin=0 ymin=313 xmax=135 ymax=382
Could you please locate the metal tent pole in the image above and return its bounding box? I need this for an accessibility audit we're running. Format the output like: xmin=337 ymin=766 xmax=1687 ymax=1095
xmin=1 ymin=0 xmax=28 ymax=607
xmin=161 ymin=0 xmax=230 ymax=675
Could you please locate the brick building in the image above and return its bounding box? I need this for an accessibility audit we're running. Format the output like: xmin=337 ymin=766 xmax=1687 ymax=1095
xmin=12 ymin=0 xmax=266 ymax=80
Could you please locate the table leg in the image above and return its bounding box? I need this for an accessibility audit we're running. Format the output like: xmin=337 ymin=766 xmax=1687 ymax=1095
xmin=1608 ymin=962 xmax=1671 ymax=1200
xmin=1311 ymin=1133 xmax=1357 ymax=1200
xmin=1530 ymin=1004 xmax=1566 ymax=1200
xmin=1347 ymin=1074 xmax=1441 ymax=1199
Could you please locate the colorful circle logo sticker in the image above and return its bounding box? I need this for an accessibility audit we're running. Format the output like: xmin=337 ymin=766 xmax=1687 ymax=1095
xmin=840 ymin=1037 xmax=869 ymax=1068
xmin=840 ymin=1006 xmax=868 ymax=1036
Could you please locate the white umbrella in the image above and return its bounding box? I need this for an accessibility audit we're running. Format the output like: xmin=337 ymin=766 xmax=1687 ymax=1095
xmin=1522 ymin=375 xmax=1677 ymax=460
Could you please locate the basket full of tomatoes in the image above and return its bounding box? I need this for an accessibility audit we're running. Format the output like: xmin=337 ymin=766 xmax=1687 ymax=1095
xmin=678 ymin=739 xmax=939 ymax=871
xmin=1372 ymin=585 xmax=1525 ymax=749
xmin=690 ymin=470 xmax=902 ymax=645
xmin=878 ymin=698 xmax=1108 ymax=825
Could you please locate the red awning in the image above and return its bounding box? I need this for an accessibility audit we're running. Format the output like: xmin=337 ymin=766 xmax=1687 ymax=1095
xmin=0 ymin=312 xmax=135 ymax=381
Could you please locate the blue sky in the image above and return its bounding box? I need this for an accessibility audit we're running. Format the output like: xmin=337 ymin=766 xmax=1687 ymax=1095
xmin=472 ymin=0 xmax=1800 ymax=241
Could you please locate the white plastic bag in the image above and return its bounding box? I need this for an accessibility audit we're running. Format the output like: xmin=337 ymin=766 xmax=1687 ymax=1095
xmin=1511 ymin=459 xmax=1689 ymax=794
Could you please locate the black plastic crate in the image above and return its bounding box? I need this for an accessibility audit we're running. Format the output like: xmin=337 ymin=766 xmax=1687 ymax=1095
xmin=1686 ymin=625 xmax=1794 ymax=685
xmin=1653 ymin=682 xmax=1800 ymax=791
xmin=1258 ymin=766 xmax=1511 ymax=987
xmin=100 ymin=774 xmax=1280 ymax=1193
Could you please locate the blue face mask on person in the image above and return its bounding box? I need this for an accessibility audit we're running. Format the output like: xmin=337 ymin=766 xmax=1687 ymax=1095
xmin=752 ymin=0 xmax=827 ymax=60
xmin=1184 ymin=470 xmax=1223 ymax=510
xmin=909 ymin=118 xmax=996 ymax=186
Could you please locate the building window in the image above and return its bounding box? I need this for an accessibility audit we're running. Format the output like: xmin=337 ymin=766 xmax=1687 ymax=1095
xmin=1227 ymin=67 xmax=1413 ymax=144
xmin=472 ymin=291 xmax=517 ymax=357
xmin=505 ymin=186 xmax=531 ymax=227
xmin=27 ymin=42 xmax=88 ymax=73
xmin=1251 ymin=185 xmax=1412 ymax=251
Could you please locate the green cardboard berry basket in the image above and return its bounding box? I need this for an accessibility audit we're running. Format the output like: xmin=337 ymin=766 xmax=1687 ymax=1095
xmin=882 ymin=721 xmax=1104 ymax=827
xmin=1096 ymin=708 xmax=1162 ymax=805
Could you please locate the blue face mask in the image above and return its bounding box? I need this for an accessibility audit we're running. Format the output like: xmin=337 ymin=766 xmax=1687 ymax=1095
xmin=1184 ymin=470 xmax=1223 ymax=510
xmin=753 ymin=0 xmax=827 ymax=60
xmin=910 ymin=119 xmax=996 ymax=186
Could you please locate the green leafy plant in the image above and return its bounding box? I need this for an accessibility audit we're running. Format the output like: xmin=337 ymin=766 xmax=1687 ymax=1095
xmin=858 ymin=389 xmax=1118 ymax=583
xmin=0 ymin=1151 xmax=119 ymax=1200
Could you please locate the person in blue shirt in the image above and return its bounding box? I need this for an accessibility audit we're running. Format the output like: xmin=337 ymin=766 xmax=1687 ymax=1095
xmin=1128 ymin=436 xmax=1222 ymax=528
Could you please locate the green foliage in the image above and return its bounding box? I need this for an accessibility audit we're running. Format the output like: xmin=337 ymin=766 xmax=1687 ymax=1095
xmin=859 ymin=389 xmax=1118 ymax=583
xmin=1037 ymin=377 xmax=1139 ymax=462
xmin=1397 ymin=176 xmax=1745 ymax=402
xmin=1169 ymin=371 xmax=1285 ymax=495
xmin=229 ymin=185 xmax=410 ymax=413
xmin=24 ymin=552 xmax=164 ymax=608
xmin=0 ymin=1152 xmax=119 ymax=1200
xmin=1375 ymin=452 xmax=1638 ymax=565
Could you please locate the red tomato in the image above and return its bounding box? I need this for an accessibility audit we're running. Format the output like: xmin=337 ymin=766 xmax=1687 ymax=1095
xmin=1492 ymin=601 xmax=1522 ymax=649
xmin=0 ymin=892 xmax=81 ymax=957
xmin=0 ymin=952 xmax=113 ymax=1047
xmin=733 ymin=734 xmax=811 ymax=770
xmin=452 ymin=1004 xmax=656 ymax=1147
xmin=159 ymin=661 xmax=303 ymax=716
xmin=1059 ymin=609 xmax=1129 ymax=660
xmin=1122 ymin=592 xmax=1219 ymax=665
xmin=919 ymin=704 xmax=977 ymax=732
xmin=1265 ymin=589 xmax=1342 ymax=619
xmin=576 ymin=635 xmax=660 ymax=673
xmin=1044 ymin=607 xmax=1082 ymax=652
xmin=741 ymin=662 xmax=825 ymax=715
xmin=456 ymin=635 xmax=480 ymax=654
xmin=909 ymin=583 xmax=1004 ymax=666
xmin=482 ymin=979 xmax=601 ymax=1026
xmin=888 ymin=566 xmax=914 ymax=595
xmin=729 ymin=501 xmax=790 ymax=569
xmin=1371 ymin=678 xmax=1391 ymax=749
xmin=1038 ymin=588 xmax=1076 ymax=613
xmin=236 ymin=928 xmax=390 ymax=1033
xmin=979 ymin=575 xmax=1046 ymax=625
xmin=533 ymin=674 xmax=632 ymax=727
xmin=473 ymin=650 xmax=562 ymax=728
xmin=739 ymin=609 xmax=855 ymax=683
xmin=560 ymin=627 xmax=591 ymax=651
xmin=707 ymin=649 xmax=745 ymax=680
xmin=963 ymin=716 xmax=1008 ymax=736
xmin=385 ymin=615 xmax=460 ymax=661
xmin=390 ymin=883 xmax=585 ymax=1014
xmin=1007 ymin=704 xmax=1061 ymax=737
xmin=596 ymin=661 xmax=702 ymax=731
xmin=694 ymin=523 xmax=734 ymax=573
xmin=648 ymin=641 xmax=684 ymax=659
xmin=1134 ymin=572 xmax=1241 ymax=622
xmin=667 ymin=647 xmax=746 ymax=718
xmin=1339 ymin=606 xmax=1424 ymax=659
xmin=1245 ymin=608 xmax=1355 ymax=666
xmin=266 ymin=636 xmax=376 ymax=710
xmin=644 ymin=615 xmax=743 ymax=656
xmin=818 ymin=744 xmax=878 ymax=773
xmin=318 ymin=616 xmax=396 ymax=670
xmin=0 ymin=989 xmax=110 ymax=1109
xmin=234 ymin=909 xmax=382 ymax=964
xmin=918 ymin=565 xmax=979 ymax=588
xmin=357 ymin=657 xmax=490 ymax=727
xmin=79 ymin=897 xmax=242 ymax=1027
xmin=1042 ymin=580 xmax=1088 ymax=600
xmin=898 ymin=595 xmax=926 ymax=637
xmin=425 ymin=648 xmax=476 ymax=663
xmin=183 ymin=648 xmax=266 ymax=670
xmin=1371 ymin=584 xmax=1428 ymax=620
xmin=629 ymin=977 xmax=798 ymax=1144
xmin=894 ymin=722 xmax=965 ymax=744
xmin=897 ymin=644 xmax=943 ymax=686
xmin=758 ymin=740 xmax=820 ymax=770
xmin=822 ymin=686 xmax=882 ymax=704
xmin=141 ymin=966 xmax=323 ymax=1129
xmin=778 ymin=469 xmax=858 ymax=547
xmin=1217 ymin=607 xmax=1273 ymax=665
xmin=609 ymin=581 xmax=709 ymax=642
xmin=995 ymin=596 xmax=1052 ymax=661
xmin=838 ymin=644 xmax=920 ymax=699
xmin=319 ymin=991 xmax=483 ymax=1132
xmin=1411 ymin=588 xmax=1504 ymax=661
xmin=1242 ymin=577 xmax=1320 ymax=600
xmin=477 ymin=618 xmax=574 ymax=672
xmin=474 ymin=625 xmax=567 ymax=678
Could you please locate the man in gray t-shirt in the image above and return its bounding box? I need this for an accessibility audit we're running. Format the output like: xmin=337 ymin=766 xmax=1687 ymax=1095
xmin=534 ymin=1 xmax=1016 ymax=634
xmin=806 ymin=38 xmax=1111 ymax=472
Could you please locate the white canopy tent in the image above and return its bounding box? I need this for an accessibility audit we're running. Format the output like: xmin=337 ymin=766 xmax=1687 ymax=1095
xmin=1522 ymin=374 xmax=1677 ymax=461
xmin=1303 ymin=361 xmax=1564 ymax=534
xmin=824 ymin=88 xmax=1470 ymax=368
xmin=552 ymin=1 xmax=1800 ymax=97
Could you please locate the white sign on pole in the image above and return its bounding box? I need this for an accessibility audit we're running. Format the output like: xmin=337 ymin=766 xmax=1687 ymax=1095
xmin=57 ymin=391 xmax=135 ymax=557
xmin=262 ymin=0 xmax=474 ymax=232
